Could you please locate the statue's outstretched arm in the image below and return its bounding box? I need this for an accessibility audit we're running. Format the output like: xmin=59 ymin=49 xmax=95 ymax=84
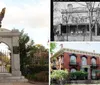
xmin=0 ymin=7 xmax=6 ymax=22
xmin=0 ymin=7 xmax=6 ymax=27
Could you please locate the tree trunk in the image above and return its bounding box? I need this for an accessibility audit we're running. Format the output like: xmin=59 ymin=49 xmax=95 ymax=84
xmin=89 ymin=11 xmax=92 ymax=41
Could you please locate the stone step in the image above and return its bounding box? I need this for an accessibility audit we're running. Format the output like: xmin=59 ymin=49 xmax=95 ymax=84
xmin=0 ymin=73 xmax=12 ymax=77
xmin=0 ymin=76 xmax=24 ymax=79
xmin=0 ymin=79 xmax=28 ymax=83
xmin=0 ymin=73 xmax=28 ymax=83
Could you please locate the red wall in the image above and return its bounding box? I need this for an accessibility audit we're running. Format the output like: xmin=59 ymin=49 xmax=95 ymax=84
xmin=63 ymin=52 xmax=100 ymax=72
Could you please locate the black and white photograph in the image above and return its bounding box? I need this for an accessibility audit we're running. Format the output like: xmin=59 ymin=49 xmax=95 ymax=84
xmin=51 ymin=1 xmax=100 ymax=41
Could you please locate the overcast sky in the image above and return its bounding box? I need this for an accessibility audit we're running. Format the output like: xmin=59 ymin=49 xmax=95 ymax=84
xmin=53 ymin=42 xmax=100 ymax=54
xmin=0 ymin=0 xmax=50 ymax=48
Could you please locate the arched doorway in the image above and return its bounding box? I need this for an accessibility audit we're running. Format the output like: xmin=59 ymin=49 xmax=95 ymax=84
xmin=0 ymin=28 xmax=21 ymax=76
xmin=0 ymin=42 xmax=11 ymax=73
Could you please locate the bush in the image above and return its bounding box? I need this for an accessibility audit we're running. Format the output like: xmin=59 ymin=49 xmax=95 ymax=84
xmin=26 ymin=71 xmax=48 ymax=82
xmin=51 ymin=69 xmax=68 ymax=85
xmin=70 ymin=71 xmax=88 ymax=80
xmin=34 ymin=71 xmax=48 ymax=82
xmin=51 ymin=70 xmax=68 ymax=80
xmin=26 ymin=74 xmax=36 ymax=80
xmin=27 ymin=65 xmax=48 ymax=74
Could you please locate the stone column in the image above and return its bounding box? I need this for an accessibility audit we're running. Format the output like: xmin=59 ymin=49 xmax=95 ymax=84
xmin=95 ymin=23 xmax=97 ymax=36
xmin=88 ymin=65 xmax=91 ymax=80
xmin=12 ymin=36 xmax=21 ymax=76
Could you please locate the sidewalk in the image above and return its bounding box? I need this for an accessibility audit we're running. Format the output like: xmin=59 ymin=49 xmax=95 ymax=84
xmin=54 ymin=35 xmax=100 ymax=41
xmin=0 ymin=82 xmax=48 ymax=85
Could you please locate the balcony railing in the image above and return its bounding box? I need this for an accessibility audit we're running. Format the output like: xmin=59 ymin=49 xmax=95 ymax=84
xmin=69 ymin=61 xmax=79 ymax=66
xmin=90 ymin=64 xmax=98 ymax=68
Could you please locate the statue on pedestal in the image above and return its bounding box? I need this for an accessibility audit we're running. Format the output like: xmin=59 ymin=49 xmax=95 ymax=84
xmin=0 ymin=8 xmax=6 ymax=27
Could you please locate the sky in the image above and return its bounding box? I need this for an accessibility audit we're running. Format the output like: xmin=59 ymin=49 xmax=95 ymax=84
xmin=53 ymin=42 xmax=100 ymax=54
xmin=0 ymin=0 xmax=50 ymax=48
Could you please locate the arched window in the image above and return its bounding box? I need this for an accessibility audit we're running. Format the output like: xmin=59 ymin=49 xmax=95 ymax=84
xmin=92 ymin=70 xmax=96 ymax=79
xmin=91 ymin=58 xmax=96 ymax=65
xmin=82 ymin=57 xmax=87 ymax=65
xmin=70 ymin=55 xmax=76 ymax=64
xmin=70 ymin=68 xmax=76 ymax=73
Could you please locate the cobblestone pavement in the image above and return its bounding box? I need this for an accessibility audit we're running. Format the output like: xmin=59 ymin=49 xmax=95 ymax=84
xmin=0 ymin=82 xmax=48 ymax=85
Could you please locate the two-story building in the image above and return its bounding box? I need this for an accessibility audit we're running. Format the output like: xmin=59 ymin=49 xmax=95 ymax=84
xmin=51 ymin=48 xmax=100 ymax=80
xmin=54 ymin=3 xmax=100 ymax=36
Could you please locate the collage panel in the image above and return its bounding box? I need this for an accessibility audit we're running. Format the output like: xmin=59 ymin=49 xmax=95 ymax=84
xmin=51 ymin=1 xmax=100 ymax=41
xmin=0 ymin=0 xmax=49 ymax=85
xmin=50 ymin=42 xmax=100 ymax=84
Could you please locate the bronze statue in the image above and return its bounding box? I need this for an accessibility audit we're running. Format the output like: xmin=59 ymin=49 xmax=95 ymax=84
xmin=0 ymin=7 xmax=6 ymax=27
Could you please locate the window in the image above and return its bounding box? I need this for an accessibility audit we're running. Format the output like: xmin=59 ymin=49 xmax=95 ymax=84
xmin=91 ymin=58 xmax=96 ymax=65
xmin=82 ymin=57 xmax=87 ymax=65
xmin=70 ymin=55 xmax=76 ymax=64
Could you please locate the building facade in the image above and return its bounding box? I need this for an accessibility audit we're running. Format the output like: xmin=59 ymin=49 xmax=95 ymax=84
xmin=51 ymin=48 xmax=100 ymax=80
xmin=54 ymin=3 xmax=100 ymax=36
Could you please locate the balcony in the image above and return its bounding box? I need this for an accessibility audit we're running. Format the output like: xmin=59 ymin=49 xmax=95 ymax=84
xmin=69 ymin=61 xmax=79 ymax=66
xmin=90 ymin=64 xmax=98 ymax=68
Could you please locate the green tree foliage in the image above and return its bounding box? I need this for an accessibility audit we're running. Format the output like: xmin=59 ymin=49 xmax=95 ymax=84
xmin=19 ymin=30 xmax=34 ymax=75
xmin=19 ymin=30 xmax=49 ymax=78
xmin=50 ymin=43 xmax=56 ymax=53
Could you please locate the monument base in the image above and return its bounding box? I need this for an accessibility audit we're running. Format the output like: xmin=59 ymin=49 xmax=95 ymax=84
xmin=0 ymin=73 xmax=28 ymax=83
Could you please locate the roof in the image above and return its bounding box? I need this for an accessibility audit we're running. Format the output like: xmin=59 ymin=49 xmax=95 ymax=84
xmin=0 ymin=28 xmax=11 ymax=32
xmin=51 ymin=48 xmax=100 ymax=60
xmin=61 ymin=7 xmax=100 ymax=13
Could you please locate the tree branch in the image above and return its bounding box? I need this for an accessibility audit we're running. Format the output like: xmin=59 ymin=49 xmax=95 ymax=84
xmin=76 ymin=2 xmax=86 ymax=7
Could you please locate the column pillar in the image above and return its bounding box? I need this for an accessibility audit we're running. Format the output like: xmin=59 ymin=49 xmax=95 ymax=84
xmin=11 ymin=36 xmax=21 ymax=76
xmin=88 ymin=65 xmax=91 ymax=80
xmin=95 ymin=23 xmax=97 ymax=36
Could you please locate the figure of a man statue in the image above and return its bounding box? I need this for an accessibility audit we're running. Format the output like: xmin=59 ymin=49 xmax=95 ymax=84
xmin=0 ymin=8 xmax=6 ymax=27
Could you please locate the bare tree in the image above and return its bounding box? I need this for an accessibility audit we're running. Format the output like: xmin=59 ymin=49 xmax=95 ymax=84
xmin=77 ymin=2 xmax=100 ymax=41
xmin=62 ymin=9 xmax=72 ymax=41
